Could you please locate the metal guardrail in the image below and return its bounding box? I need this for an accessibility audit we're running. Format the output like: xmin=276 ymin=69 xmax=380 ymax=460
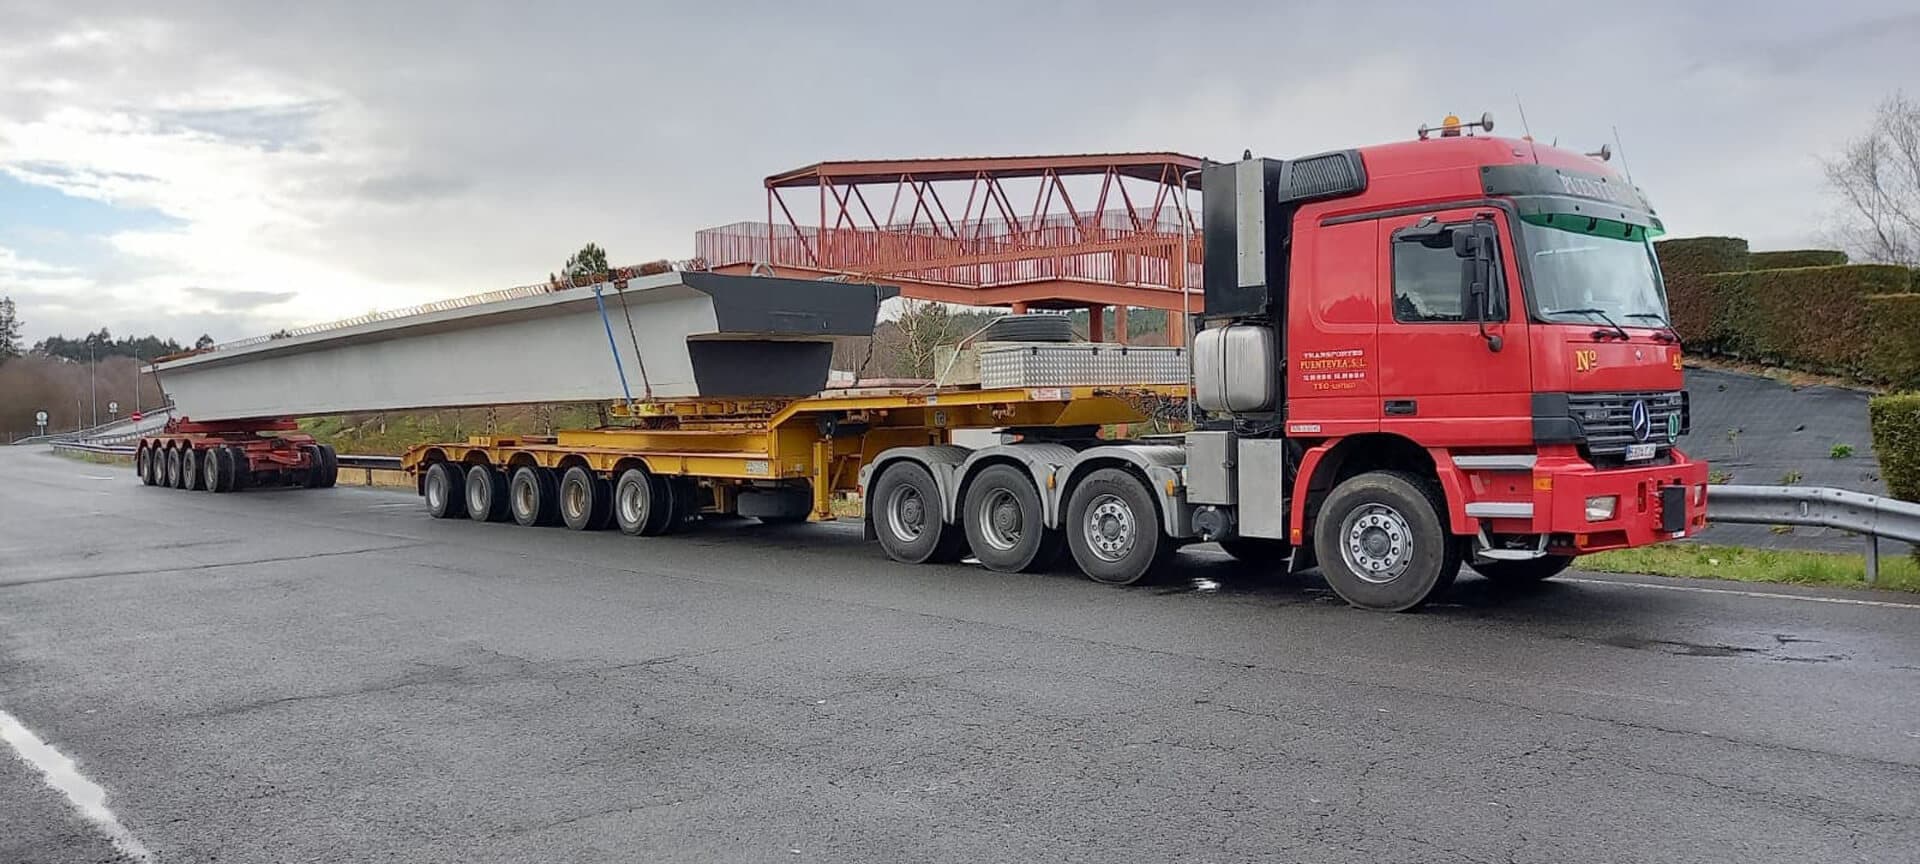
xmin=1708 ymin=484 xmax=1920 ymax=584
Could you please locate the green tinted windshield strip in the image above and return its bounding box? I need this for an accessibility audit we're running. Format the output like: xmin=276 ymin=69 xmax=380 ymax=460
xmin=1521 ymin=210 xmax=1659 ymax=241
xmin=1508 ymin=194 xmax=1665 ymax=237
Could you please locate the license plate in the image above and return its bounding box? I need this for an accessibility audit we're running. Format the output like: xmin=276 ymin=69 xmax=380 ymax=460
xmin=1625 ymin=443 xmax=1656 ymax=462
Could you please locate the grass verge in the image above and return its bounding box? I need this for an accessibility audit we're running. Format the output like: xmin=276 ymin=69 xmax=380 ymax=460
xmin=1582 ymin=543 xmax=1920 ymax=593
xmin=55 ymin=450 xmax=132 ymax=466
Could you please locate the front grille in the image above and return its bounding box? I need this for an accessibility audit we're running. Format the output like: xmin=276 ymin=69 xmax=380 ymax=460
xmin=1567 ymin=390 xmax=1685 ymax=462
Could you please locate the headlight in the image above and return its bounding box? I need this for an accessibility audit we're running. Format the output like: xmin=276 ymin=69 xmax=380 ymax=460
xmin=1585 ymin=495 xmax=1618 ymax=522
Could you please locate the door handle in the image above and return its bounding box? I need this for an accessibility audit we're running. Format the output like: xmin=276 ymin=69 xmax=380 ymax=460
xmin=1384 ymin=399 xmax=1417 ymax=416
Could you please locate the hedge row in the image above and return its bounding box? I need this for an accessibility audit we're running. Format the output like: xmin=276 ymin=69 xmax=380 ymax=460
xmin=1654 ymin=237 xmax=1750 ymax=278
xmin=1867 ymin=294 xmax=1920 ymax=389
xmin=1869 ymin=393 xmax=1920 ymax=565
xmin=1701 ymin=265 xmax=1915 ymax=377
xmin=1748 ymin=249 xmax=1850 ymax=269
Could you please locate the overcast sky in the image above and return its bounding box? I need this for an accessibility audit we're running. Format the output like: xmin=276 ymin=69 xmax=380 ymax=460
xmin=2 ymin=0 xmax=1916 ymax=344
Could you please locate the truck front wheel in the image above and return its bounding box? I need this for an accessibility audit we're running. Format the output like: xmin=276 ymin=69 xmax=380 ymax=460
xmin=1065 ymin=468 xmax=1168 ymax=586
xmin=1314 ymin=470 xmax=1460 ymax=612
xmin=1474 ymin=555 xmax=1574 ymax=585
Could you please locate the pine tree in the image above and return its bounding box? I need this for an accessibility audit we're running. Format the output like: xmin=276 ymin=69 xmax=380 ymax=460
xmin=0 ymin=296 xmax=22 ymax=362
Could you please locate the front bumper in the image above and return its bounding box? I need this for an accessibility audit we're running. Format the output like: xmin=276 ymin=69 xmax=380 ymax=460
xmin=1535 ymin=448 xmax=1709 ymax=553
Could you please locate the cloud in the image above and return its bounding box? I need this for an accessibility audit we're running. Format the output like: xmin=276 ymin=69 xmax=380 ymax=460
xmin=180 ymin=284 xmax=295 ymax=310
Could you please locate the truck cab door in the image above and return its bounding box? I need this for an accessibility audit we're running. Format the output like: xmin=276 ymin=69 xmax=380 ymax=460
xmin=1373 ymin=208 xmax=1532 ymax=445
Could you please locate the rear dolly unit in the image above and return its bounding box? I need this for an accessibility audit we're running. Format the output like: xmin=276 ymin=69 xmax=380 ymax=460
xmin=134 ymin=417 xmax=339 ymax=493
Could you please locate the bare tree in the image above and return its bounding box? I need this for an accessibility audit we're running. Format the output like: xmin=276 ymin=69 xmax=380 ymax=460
xmin=1824 ymin=92 xmax=1920 ymax=266
xmin=874 ymin=300 xmax=968 ymax=379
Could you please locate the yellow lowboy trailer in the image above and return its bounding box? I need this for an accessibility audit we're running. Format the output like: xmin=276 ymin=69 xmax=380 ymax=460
xmin=402 ymin=384 xmax=1203 ymax=585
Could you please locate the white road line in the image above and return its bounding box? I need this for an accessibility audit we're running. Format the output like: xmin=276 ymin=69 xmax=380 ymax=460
xmin=1563 ymin=576 xmax=1920 ymax=610
xmin=0 ymin=708 xmax=155 ymax=863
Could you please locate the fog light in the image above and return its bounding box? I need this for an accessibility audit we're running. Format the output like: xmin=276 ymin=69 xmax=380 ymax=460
xmin=1585 ymin=495 xmax=1618 ymax=522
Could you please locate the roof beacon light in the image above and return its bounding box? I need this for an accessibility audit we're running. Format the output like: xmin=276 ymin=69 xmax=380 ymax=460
xmin=1418 ymin=112 xmax=1495 ymax=141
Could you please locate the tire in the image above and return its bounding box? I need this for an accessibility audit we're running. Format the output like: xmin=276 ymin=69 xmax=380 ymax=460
xmin=226 ymin=446 xmax=252 ymax=491
xmin=980 ymin=313 xmax=1075 ymax=343
xmin=163 ymin=447 xmax=181 ymax=489
xmin=424 ymin=462 xmax=466 ymax=519
xmin=559 ymin=466 xmax=611 ymax=531
xmin=1474 ymin=554 xmax=1575 ymax=585
xmin=589 ymin=477 xmax=618 ymax=530
xmin=1313 ymin=470 xmax=1462 ymax=612
xmin=962 ymin=464 xmax=1062 ymax=573
xmin=317 ymin=444 xmax=339 ymax=488
xmin=214 ymin=447 xmax=240 ymax=493
xmin=465 ymin=465 xmax=510 ymax=523
xmin=135 ymin=447 xmax=152 ymax=486
xmin=181 ymin=448 xmax=205 ymax=491
xmin=1064 ymin=467 xmax=1169 ymax=585
xmin=613 ymin=467 xmax=676 ymax=536
xmin=506 ymin=466 xmax=560 ymax=526
xmin=871 ymin=462 xmax=966 ymax=564
xmin=202 ymin=444 xmax=226 ymax=492
xmin=1218 ymin=536 xmax=1290 ymax=566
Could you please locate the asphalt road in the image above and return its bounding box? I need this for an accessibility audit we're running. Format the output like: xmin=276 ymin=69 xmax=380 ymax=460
xmin=2 ymin=447 xmax=1918 ymax=864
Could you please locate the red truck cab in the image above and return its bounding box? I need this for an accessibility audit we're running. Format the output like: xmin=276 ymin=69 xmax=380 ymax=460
xmin=1192 ymin=121 xmax=1708 ymax=609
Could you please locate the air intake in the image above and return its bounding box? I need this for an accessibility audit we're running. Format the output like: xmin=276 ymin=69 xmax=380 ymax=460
xmin=1278 ymin=150 xmax=1366 ymax=203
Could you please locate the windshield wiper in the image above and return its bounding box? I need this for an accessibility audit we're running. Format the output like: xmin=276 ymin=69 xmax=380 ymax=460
xmin=1545 ymin=307 xmax=1631 ymax=341
xmin=1624 ymin=312 xmax=1683 ymax=345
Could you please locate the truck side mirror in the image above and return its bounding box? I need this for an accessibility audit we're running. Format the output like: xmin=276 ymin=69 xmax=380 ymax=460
xmin=1455 ymin=229 xmax=1503 ymax=352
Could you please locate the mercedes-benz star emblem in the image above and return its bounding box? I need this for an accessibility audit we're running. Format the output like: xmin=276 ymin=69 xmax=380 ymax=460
xmin=1630 ymin=399 xmax=1652 ymax=443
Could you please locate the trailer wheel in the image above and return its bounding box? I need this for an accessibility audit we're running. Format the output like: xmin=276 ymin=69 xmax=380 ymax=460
xmin=181 ymin=448 xmax=204 ymax=491
xmin=1474 ymin=554 xmax=1574 ymax=585
xmin=162 ymin=447 xmax=180 ymax=489
xmin=1065 ymin=467 xmax=1169 ymax=585
xmin=506 ymin=466 xmax=556 ymax=527
xmin=962 ymin=464 xmax=1062 ymax=573
xmin=424 ymin=462 xmax=466 ymax=519
xmin=589 ymin=477 xmax=617 ymax=530
xmin=465 ymin=464 xmax=510 ymax=522
xmin=317 ymin=444 xmax=339 ymax=488
xmin=202 ymin=445 xmax=226 ymax=492
xmin=559 ymin=466 xmax=610 ymax=531
xmin=614 ymin=467 xmax=674 ymax=536
xmin=871 ymin=462 xmax=965 ymax=564
xmin=141 ymin=446 xmax=160 ymax=486
xmin=1313 ymin=470 xmax=1461 ymax=612
xmin=226 ymin=446 xmax=252 ymax=491
xmin=213 ymin=447 xmax=239 ymax=493
xmin=134 ymin=447 xmax=151 ymax=486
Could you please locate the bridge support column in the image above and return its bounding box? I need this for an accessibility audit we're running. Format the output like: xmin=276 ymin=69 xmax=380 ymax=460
xmin=1088 ymin=305 xmax=1105 ymax=342
xmin=1166 ymin=310 xmax=1185 ymax=347
xmin=1114 ymin=306 xmax=1129 ymax=345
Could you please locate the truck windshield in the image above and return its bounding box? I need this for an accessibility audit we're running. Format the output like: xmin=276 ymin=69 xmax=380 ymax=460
xmin=1522 ymin=221 xmax=1668 ymax=325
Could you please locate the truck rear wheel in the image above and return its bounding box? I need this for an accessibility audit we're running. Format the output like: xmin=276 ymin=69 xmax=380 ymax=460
xmin=1475 ymin=554 xmax=1574 ymax=585
xmin=559 ymin=466 xmax=611 ymax=531
xmin=511 ymin=466 xmax=560 ymax=526
xmin=424 ymin=462 xmax=466 ymax=519
xmin=962 ymin=464 xmax=1062 ymax=573
xmin=1065 ymin=467 xmax=1168 ymax=585
xmin=182 ymin=448 xmax=205 ymax=491
xmin=466 ymin=465 xmax=510 ymax=522
xmin=872 ymin=462 xmax=965 ymax=564
xmin=1313 ymin=470 xmax=1460 ymax=612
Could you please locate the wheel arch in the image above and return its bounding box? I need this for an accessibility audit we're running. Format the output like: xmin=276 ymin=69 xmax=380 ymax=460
xmin=955 ymin=443 xmax=1078 ymax=527
xmin=1292 ymin=433 xmax=1462 ymax=542
xmin=1057 ymin=444 xmax=1190 ymax=537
